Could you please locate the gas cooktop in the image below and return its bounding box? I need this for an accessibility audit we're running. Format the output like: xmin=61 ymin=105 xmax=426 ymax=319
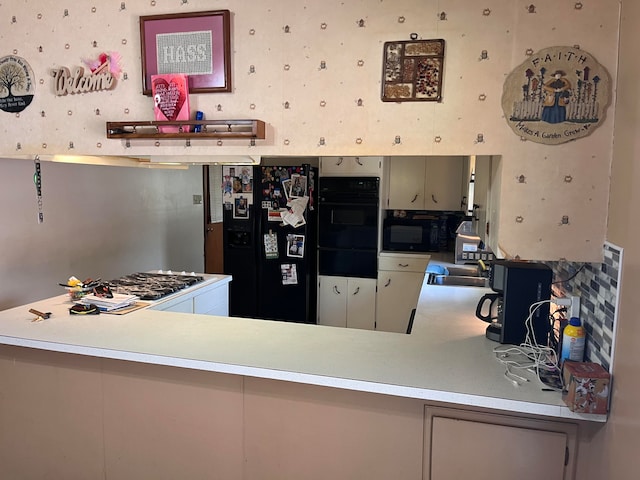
xmin=105 ymin=272 xmax=204 ymax=300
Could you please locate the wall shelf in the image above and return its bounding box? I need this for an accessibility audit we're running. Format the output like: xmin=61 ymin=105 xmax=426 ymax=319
xmin=106 ymin=120 xmax=266 ymax=140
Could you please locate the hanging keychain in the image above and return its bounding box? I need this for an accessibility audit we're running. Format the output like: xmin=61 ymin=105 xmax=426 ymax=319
xmin=33 ymin=157 xmax=43 ymax=223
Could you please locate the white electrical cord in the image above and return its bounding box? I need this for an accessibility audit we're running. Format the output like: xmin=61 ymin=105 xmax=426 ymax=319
xmin=493 ymin=299 xmax=564 ymax=390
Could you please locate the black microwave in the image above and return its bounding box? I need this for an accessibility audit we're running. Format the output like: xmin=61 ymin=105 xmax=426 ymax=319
xmin=382 ymin=215 xmax=436 ymax=252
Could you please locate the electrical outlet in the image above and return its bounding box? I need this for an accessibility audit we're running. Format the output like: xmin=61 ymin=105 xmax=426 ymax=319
xmin=569 ymin=295 xmax=581 ymax=318
xmin=555 ymin=295 xmax=582 ymax=318
xmin=552 ymin=295 xmax=572 ymax=315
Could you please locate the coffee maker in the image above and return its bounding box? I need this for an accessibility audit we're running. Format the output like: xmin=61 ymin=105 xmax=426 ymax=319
xmin=475 ymin=260 xmax=553 ymax=345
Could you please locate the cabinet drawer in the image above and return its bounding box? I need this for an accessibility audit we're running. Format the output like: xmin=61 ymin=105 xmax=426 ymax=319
xmin=378 ymin=255 xmax=430 ymax=273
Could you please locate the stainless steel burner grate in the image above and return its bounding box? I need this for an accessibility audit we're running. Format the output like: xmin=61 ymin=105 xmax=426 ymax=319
xmin=105 ymin=272 xmax=204 ymax=300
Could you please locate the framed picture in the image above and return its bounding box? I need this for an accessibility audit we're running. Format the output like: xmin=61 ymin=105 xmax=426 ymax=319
xmin=381 ymin=39 xmax=445 ymax=102
xmin=140 ymin=9 xmax=231 ymax=96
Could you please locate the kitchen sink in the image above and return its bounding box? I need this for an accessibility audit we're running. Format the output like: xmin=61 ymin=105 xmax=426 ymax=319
xmin=431 ymin=275 xmax=488 ymax=287
xmin=426 ymin=263 xmax=489 ymax=287
xmin=445 ymin=265 xmax=482 ymax=277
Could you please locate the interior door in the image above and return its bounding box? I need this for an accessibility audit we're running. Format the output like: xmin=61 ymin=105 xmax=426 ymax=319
xmin=203 ymin=165 xmax=224 ymax=274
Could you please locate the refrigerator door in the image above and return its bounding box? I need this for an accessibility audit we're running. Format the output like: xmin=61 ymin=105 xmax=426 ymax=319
xmin=256 ymin=165 xmax=317 ymax=323
xmin=223 ymin=208 xmax=259 ymax=318
xmin=222 ymin=166 xmax=259 ymax=318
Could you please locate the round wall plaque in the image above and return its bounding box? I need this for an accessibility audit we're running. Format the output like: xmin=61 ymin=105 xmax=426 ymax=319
xmin=501 ymin=46 xmax=611 ymax=145
xmin=0 ymin=55 xmax=35 ymax=113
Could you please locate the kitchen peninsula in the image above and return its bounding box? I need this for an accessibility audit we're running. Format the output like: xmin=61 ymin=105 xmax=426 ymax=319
xmin=0 ymin=275 xmax=601 ymax=478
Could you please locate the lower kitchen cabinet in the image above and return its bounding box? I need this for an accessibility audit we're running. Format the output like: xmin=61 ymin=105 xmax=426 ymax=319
xmin=155 ymin=296 xmax=193 ymax=314
xmin=151 ymin=278 xmax=230 ymax=316
xmin=317 ymin=276 xmax=376 ymax=330
xmin=193 ymin=283 xmax=229 ymax=314
xmin=376 ymin=253 xmax=430 ymax=333
xmin=423 ymin=406 xmax=578 ymax=480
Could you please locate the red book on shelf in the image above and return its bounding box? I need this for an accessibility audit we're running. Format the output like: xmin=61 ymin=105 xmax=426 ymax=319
xmin=151 ymin=74 xmax=190 ymax=133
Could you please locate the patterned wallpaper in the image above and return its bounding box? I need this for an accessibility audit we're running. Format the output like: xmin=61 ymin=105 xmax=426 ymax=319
xmin=0 ymin=0 xmax=621 ymax=263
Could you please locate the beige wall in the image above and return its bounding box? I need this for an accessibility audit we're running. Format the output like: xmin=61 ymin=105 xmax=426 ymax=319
xmin=585 ymin=1 xmax=640 ymax=479
xmin=0 ymin=0 xmax=621 ymax=261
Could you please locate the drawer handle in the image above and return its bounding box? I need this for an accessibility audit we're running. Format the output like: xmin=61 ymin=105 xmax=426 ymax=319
xmin=384 ymin=279 xmax=391 ymax=287
xmin=333 ymin=285 xmax=342 ymax=295
xmin=355 ymin=157 xmax=363 ymax=166
xmin=398 ymin=263 xmax=409 ymax=268
xmin=352 ymin=286 xmax=360 ymax=295
xmin=336 ymin=157 xmax=343 ymax=166
xmin=432 ymin=194 xmax=438 ymax=204
xmin=411 ymin=194 xmax=419 ymax=203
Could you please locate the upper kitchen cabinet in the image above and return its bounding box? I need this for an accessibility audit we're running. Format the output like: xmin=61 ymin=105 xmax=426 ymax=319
xmin=320 ymin=157 xmax=382 ymax=177
xmin=386 ymin=157 xmax=465 ymax=211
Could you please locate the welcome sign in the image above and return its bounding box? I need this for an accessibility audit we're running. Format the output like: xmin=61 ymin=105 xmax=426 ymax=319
xmin=501 ymin=46 xmax=611 ymax=145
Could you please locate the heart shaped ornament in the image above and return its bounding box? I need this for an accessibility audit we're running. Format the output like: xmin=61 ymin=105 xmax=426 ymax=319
xmin=151 ymin=74 xmax=190 ymax=132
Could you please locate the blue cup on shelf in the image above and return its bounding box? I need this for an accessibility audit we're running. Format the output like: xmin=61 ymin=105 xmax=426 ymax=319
xmin=194 ymin=111 xmax=204 ymax=132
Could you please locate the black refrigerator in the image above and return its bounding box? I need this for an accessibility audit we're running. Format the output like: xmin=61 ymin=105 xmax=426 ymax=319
xmin=222 ymin=164 xmax=317 ymax=323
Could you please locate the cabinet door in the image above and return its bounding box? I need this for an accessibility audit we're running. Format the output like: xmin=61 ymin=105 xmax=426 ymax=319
xmin=193 ymin=284 xmax=229 ymax=316
xmin=155 ymin=296 xmax=193 ymax=313
xmin=320 ymin=156 xmax=382 ymax=176
xmin=424 ymin=156 xmax=464 ymax=211
xmin=317 ymin=276 xmax=348 ymax=327
xmin=345 ymin=278 xmax=377 ymax=330
xmin=376 ymin=271 xmax=424 ymax=333
xmin=387 ymin=156 xmax=427 ymax=210
xmin=424 ymin=406 xmax=577 ymax=480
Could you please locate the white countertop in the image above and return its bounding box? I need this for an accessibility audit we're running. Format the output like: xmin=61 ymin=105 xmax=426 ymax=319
xmin=0 ymin=274 xmax=605 ymax=422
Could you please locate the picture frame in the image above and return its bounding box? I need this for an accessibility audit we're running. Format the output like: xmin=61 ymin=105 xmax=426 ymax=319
xmin=381 ymin=39 xmax=445 ymax=102
xmin=140 ymin=9 xmax=231 ymax=96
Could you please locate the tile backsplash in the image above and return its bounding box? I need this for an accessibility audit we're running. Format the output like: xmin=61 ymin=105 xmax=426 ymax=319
xmin=547 ymin=243 xmax=621 ymax=372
